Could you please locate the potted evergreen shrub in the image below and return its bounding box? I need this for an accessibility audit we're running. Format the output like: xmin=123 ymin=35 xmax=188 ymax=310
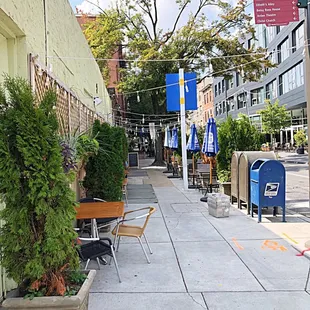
xmin=0 ymin=77 xmax=95 ymax=309
xmin=294 ymin=130 xmax=307 ymax=155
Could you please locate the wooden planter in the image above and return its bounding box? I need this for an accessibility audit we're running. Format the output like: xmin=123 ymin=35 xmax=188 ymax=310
xmin=2 ymin=270 xmax=96 ymax=310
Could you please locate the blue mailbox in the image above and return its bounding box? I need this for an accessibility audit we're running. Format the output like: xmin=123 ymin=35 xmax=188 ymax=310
xmin=250 ymin=159 xmax=286 ymax=223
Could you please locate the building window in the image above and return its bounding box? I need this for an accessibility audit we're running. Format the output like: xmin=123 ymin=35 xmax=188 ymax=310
xmin=248 ymin=38 xmax=253 ymax=49
xmin=251 ymin=88 xmax=264 ymax=106
xmin=278 ymin=38 xmax=289 ymax=63
xmin=237 ymin=92 xmax=247 ymax=109
xmin=215 ymin=85 xmax=217 ymax=97
xmin=266 ymin=26 xmax=277 ymax=45
xmin=218 ymin=82 xmax=221 ymax=95
xmin=265 ymin=49 xmax=276 ymax=73
xmin=292 ymin=22 xmax=304 ymax=53
xmin=279 ymin=62 xmax=304 ymax=95
xmin=222 ymin=80 xmax=225 ymax=92
xmin=236 ymin=72 xmax=243 ymax=87
xmin=223 ymin=101 xmax=226 ymax=113
xmin=266 ymin=79 xmax=277 ymax=100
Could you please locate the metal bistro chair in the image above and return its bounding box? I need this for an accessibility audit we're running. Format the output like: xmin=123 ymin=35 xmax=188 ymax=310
xmin=112 ymin=207 xmax=156 ymax=264
xmin=76 ymin=233 xmax=122 ymax=283
xmin=78 ymin=197 xmax=120 ymax=237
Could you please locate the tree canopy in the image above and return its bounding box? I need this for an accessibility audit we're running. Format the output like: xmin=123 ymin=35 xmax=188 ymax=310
xmin=82 ymin=0 xmax=271 ymax=118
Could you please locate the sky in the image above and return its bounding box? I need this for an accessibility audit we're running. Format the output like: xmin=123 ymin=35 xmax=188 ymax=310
xmin=69 ymin=0 xmax=245 ymax=31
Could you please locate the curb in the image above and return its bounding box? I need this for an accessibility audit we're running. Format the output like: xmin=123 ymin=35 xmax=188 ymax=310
xmin=291 ymin=244 xmax=310 ymax=260
xmin=279 ymin=159 xmax=308 ymax=165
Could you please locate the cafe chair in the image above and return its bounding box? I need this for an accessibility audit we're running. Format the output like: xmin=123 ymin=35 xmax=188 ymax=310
xmin=78 ymin=197 xmax=119 ymax=236
xmin=77 ymin=235 xmax=122 ymax=283
xmin=112 ymin=207 xmax=156 ymax=264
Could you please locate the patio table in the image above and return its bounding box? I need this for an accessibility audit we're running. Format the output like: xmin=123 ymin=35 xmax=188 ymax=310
xmin=76 ymin=201 xmax=125 ymax=238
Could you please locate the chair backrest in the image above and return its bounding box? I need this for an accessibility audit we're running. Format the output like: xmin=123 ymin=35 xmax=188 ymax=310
xmin=141 ymin=207 xmax=156 ymax=233
xmin=79 ymin=197 xmax=106 ymax=203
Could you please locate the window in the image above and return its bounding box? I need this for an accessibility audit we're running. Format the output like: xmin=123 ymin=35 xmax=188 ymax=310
xmin=292 ymin=22 xmax=304 ymax=52
xmin=266 ymin=80 xmax=277 ymax=100
xmin=237 ymin=92 xmax=247 ymax=109
xmin=227 ymin=96 xmax=234 ymax=112
xmin=223 ymin=101 xmax=226 ymax=113
xmin=214 ymin=85 xmax=217 ymax=97
xmin=265 ymin=49 xmax=276 ymax=73
xmin=248 ymin=38 xmax=253 ymax=49
xmin=279 ymin=62 xmax=304 ymax=95
xmin=218 ymin=82 xmax=221 ymax=95
xmin=251 ymin=88 xmax=264 ymax=106
xmin=236 ymin=72 xmax=243 ymax=87
xmin=278 ymin=38 xmax=290 ymax=63
xmin=229 ymin=77 xmax=234 ymax=89
xmin=266 ymin=27 xmax=277 ymax=45
xmin=222 ymin=80 xmax=225 ymax=92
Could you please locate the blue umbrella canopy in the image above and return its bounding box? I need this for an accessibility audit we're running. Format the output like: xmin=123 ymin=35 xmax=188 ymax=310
xmin=164 ymin=126 xmax=171 ymax=148
xmin=187 ymin=124 xmax=201 ymax=153
xmin=202 ymin=117 xmax=219 ymax=157
xmin=170 ymin=127 xmax=178 ymax=150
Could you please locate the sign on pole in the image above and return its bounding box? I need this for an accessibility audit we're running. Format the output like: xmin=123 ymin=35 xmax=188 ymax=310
xmin=253 ymin=0 xmax=299 ymax=26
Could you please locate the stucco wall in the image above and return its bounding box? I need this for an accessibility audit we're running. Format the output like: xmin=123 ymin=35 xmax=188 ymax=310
xmin=0 ymin=0 xmax=111 ymax=115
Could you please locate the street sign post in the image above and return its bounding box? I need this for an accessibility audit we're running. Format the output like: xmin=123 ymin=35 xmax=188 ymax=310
xmin=254 ymin=0 xmax=299 ymax=26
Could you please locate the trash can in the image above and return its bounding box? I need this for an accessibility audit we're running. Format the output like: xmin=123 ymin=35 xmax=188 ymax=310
xmin=238 ymin=151 xmax=276 ymax=214
xmin=231 ymin=151 xmax=242 ymax=204
xmin=250 ymin=159 xmax=286 ymax=223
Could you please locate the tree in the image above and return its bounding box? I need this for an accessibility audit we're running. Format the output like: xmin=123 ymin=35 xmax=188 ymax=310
xmin=217 ymin=114 xmax=264 ymax=182
xmin=0 ymin=77 xmax=79 ymax=295
xmin=294 ymin=130 xmax=307 ymax=147
xmin=258 ymin=99 xmax=291 ymax=146
xmin=83 ymin=0 xmax=272 ymax=165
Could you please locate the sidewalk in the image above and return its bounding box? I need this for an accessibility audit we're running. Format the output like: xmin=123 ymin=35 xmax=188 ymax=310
xmin=88 ymin=159 xmax=310 ymax=310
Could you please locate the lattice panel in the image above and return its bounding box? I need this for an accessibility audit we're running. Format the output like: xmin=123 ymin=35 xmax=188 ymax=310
xmin=32 ymin=59 xmax=105 ymax=135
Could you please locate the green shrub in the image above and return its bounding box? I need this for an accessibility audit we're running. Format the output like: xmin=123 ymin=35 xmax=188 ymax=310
xmin=294 ymin=130 xmax=307 ymax=147
xmin=83 ymin=121 xmax=125 ymax=201
xmin=0 ymin=77 xmax=78 ymax=295
xmin=217 ymin=115 xmax=264 ymax=182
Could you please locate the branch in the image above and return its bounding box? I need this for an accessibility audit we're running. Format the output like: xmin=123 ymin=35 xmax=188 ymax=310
xmin=84 ymin=0 xmax=108 ymax=16
xmin=153 ymin=0 xmax=158 ymax=39
xmin=138 ymin=0 xmax=157 ymax=41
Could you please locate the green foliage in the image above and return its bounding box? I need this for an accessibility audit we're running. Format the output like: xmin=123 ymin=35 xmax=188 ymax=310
xmin=217 ymin=115 xmax=264 ymax=182
xmin=294 ymin=130 xmax=307 ymax=147
xmin=0 ymin=76 xmax=79 ymax=295
xmin=76 ymin=134 xmax=100 ymax=165
xmin=258 ymin=99 xmax=291 ymax=135
xmin=83 ymin=121 xmax=126 ymax=201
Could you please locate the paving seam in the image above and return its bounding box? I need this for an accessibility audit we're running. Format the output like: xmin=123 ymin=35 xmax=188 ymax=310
xmin=201 ymin=213 xmax=267 ymax=292
xmin=201 ymin=293 xmax=210 ymax=310
xmin=304 ymin=266 xmax=310 ymax=291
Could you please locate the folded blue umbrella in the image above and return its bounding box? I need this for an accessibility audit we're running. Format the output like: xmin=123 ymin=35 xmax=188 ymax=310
xmin=202 ymin=117 xmax=219 ymax=157
xmin=187 ymin=124 xmax=201 ymax=153
xmin=170 ymin=127 xmax=178 ymax=150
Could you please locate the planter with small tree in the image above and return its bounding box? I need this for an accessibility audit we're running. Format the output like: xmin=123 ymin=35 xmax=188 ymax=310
xmin=294 ymin=130 xmax=307 ymax=155
xmin=0 ymin=77 xmax=95 ymax=309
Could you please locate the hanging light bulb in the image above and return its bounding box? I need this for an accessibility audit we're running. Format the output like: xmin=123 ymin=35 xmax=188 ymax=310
xmin=142 ymin=114 xmax=145 ymax=124
xmin=185 ymin=81 xmax=189 ymax=93
xmin=137 ymin=92 xmax=140 ymax=102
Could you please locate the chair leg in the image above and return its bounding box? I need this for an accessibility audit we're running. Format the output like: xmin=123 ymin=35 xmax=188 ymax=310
xmin=84 ymin=259 xmax=90 ymax=270
xmin=143 ymin=233 xmax=153 ymax=254
xmin=96 ymin=257 xmax=101 ymax=270
xmin=116 ymin=236 xmax=121 ymax=252
xmin=138 ymin=237 xmax=150 ymax=264
xmin=110 ymin=245 xmax=122 ymax=283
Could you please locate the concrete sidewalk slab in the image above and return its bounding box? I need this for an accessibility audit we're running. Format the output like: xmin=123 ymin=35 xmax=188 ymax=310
xmin=231 ymin=239 xmax=310 ymax=291
xmin=153 ymin=187 xmax=190 ymax=203
xmin=90 ymin=243 xmax=186 ymax=293
xmin=203 ymin=291 xmax=310 ymax=310
xmin=159 ymin=202 xmax=204 ymax=218
xmin=171 ymin=203 xmax=208 ymax=213
xmin=166 ymin=215 xmax=223 ymax=242
xmin=206 ymin=213 xmax=280 ymax=240
xmin=89 ymin=293 xmax=207 ymax=310
xmin=174 ymin=240 xmax=264 ymax=292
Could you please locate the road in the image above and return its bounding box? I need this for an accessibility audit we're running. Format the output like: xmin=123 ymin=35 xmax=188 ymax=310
xmin=284 ymin=162 xmax=309 ymax=214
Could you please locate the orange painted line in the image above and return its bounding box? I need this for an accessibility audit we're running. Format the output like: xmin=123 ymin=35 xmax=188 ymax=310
xmin=232 ymin=238 xmax=244 ymax=250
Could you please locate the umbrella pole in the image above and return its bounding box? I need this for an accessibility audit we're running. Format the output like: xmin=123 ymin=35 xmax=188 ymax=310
xmin=210 ymin=157 xmax=212 ymax=185
xmin=192 ymin=154 xmax=195 ymax=176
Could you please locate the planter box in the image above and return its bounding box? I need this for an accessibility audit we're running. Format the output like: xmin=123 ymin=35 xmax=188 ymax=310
xmin=2 ymin=270 xmax=96 ymax=310
xmin=220 ymin=182 xmax=231 ymax=197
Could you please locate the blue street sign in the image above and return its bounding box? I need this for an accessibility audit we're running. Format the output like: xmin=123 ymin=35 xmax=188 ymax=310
xmin=166 ymin=72 xmax=197 ymax=111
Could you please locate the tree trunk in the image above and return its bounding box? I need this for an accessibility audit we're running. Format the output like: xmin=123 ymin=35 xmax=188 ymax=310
xmin=152 ymin=131 xmax=166 ymax=166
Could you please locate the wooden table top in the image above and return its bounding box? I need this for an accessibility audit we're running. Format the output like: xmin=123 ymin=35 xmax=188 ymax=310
xmin=75 ymin=201 xmax=125 ymax=219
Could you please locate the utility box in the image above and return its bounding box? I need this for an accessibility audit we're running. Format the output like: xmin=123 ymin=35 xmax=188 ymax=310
xmin=207 ymin=193 xmax=230 ymax=218
xmin=250 ymin=159 xmax=286 ymax=223
xmin=231 ymin=151 xmax=242 ymax=204
xmin=238 ymin=151 xmax=276 ymax=214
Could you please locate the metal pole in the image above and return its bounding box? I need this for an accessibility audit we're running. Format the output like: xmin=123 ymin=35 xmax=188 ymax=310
xmin=304 ymin=3 xmax=310 ymax=207
xmin=179 ymin=68 xmax=188 ymax=190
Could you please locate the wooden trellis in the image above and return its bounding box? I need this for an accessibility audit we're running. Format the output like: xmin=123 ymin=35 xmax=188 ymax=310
xmin=31 ymin=57 xmax=105 ymax=135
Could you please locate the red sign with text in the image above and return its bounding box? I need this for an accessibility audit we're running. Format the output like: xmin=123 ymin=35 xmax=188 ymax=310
xmin=254 ymin=0 xmax=299 ymax=27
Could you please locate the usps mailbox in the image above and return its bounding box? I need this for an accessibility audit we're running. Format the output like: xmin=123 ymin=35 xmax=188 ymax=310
xmin=250 ymin=159 xmax=286 ymax=223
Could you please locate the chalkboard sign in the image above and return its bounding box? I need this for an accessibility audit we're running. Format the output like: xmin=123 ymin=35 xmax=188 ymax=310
xmin=128 ymin=152 xmax=139 ymax=168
